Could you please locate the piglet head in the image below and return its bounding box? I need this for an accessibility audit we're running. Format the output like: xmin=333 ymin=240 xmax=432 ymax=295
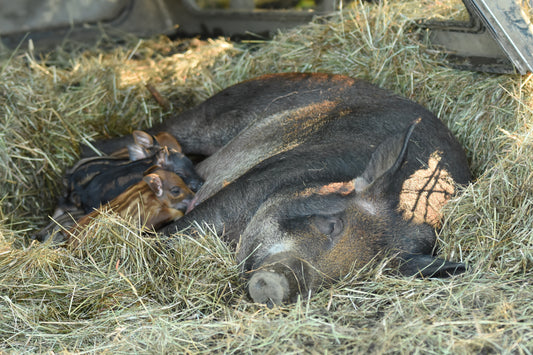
xmin=143 ymin=167 xmax=195 ymax=214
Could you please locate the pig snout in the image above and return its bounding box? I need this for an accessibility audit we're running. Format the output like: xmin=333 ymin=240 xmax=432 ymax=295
xmin=176 ymin=197 xmax=193 ymax=213
xmin=245 ymin=254 xmax=314 ymax=306
xmin=185 ymin=195 xmax=200 ymax=214
xmin=248 ymin=271 xmax=289 ymax=308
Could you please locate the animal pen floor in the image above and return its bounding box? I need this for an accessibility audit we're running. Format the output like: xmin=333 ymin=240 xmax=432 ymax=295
xmin=1 ymin=0 xmax=532 ymax=353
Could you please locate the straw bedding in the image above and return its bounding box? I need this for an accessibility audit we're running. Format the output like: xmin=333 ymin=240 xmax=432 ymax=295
xmin=1 ymin=0 xmax=532 ymax=353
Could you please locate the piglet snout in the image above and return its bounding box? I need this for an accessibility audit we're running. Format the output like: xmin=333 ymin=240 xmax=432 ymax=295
xmin=185 ymin=196 xmax=199 ymax=214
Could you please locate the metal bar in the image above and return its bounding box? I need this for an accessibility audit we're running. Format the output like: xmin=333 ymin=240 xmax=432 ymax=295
xmin=463 ymin=0 xmax=533 ymax=74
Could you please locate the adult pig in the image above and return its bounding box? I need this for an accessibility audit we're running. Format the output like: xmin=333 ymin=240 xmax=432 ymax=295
xmin=87 ymin=73 xmax=471 ymax=306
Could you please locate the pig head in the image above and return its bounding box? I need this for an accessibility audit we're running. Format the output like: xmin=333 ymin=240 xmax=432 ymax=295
xmin=87 ymin=73 xmax=471 ymax=306
xmin=238 ymin=121 xmax=464 ymax=306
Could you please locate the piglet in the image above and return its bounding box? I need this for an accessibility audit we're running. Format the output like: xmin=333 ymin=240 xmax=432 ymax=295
xmin=65 ymin=146 xmax=202 ymax=214
xmin=53 ymin=130 xmax=176 ymax=215
xmin=66 ymin=167 xmax=194 ymax=248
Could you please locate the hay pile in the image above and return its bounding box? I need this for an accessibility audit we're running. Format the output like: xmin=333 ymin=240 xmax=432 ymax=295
xmin=1 ymin=0 xmax=532 ymax=352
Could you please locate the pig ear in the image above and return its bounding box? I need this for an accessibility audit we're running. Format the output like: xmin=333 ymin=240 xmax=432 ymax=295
xmin=128 ymin=131 xmax=154 ymax=161
xmin=133 ymin=130 xmax=154 ymax=148
xmin=128 ymin=145 xmax=147 ymax=161
xmin=144 ymin=173 xmax=164 ymax=197
xmin=398 ymin=254 xmax=466 ymax=278
xmin=353 ymin=118 xmax=420 ymax=195
xmin=158 ymin=132 xmax=183 ymax=153
xmin=155 ymin=147 xmax=170 ymax=167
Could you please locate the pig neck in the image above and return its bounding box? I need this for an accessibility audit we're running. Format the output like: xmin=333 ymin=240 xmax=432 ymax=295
xmin=180 ymin=151 xmax=362 ymax=244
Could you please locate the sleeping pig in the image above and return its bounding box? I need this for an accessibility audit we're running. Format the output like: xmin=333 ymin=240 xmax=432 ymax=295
xmin=39 ymin=167 xmax=193 ymax=246
xmin=67 ymin=167 xmax=193 ymax=248
xmin=64 ymin=146 xmax=202 ymax=214
xmin=83 ymin=73 xmax=472 ymax=306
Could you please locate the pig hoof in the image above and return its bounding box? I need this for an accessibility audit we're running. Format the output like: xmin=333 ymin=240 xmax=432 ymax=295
xmin=248 ymin=271 xmax=289 ymax=307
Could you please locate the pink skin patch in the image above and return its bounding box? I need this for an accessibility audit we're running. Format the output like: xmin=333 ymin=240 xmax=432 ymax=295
xmin=185 ymin=196 xmax=199 ymax=214
xmin=398 ymin=152 xmax=455 ymax=227
xmin=317 ymin=181 xmax=355 ymax=196
xmin=298 ymin=181 xmax=355 ymax=199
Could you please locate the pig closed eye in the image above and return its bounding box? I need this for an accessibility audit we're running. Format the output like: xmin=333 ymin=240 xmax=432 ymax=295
xmin=314 ymin=216 xmax=343 ymax=239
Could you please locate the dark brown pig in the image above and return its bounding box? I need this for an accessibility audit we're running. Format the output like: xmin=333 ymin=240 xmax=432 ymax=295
xmin=85 ymin=73 xmax=471 ymax=306
xmin=66 ymin=168 xmax=193 ymax=248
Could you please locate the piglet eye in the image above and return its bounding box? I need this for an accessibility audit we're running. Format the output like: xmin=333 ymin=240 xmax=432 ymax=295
xmin=169 ymin=186 xmax=182 ymax=195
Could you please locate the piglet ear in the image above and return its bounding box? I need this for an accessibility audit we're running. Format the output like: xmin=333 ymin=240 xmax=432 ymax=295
xmin=353 ymin=118 xmax=420 ymax=195
xmin=156 ymin=132 xmax=183 ymax=153
xmin=155 ymin=146 xmax=170 ymax=167
xmin=128 ymin=131 xmax=154 ymax=161
xmin=398 ymin=253 xmax=466 ymax=278
xmin=144 ymin=173 xmax=164 ymax=197
xmin=133 ymin=130 xmax=154 ymax=148
xmin=128 ymin=145 xmax=146 ymax=161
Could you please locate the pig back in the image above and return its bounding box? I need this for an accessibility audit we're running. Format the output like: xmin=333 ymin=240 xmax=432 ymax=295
xmin=86 ymin=73 xmax=421 ymax=157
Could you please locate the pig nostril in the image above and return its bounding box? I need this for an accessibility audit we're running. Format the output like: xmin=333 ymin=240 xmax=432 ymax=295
xmin=248 ymin=271 xmax=289 ymax=306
